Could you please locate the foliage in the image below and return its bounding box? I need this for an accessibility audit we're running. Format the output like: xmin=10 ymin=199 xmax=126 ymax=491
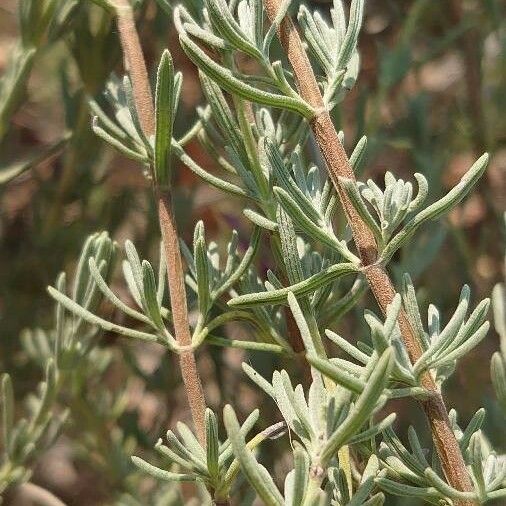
xmin=0 ymin=0 xmax=504 ymax=504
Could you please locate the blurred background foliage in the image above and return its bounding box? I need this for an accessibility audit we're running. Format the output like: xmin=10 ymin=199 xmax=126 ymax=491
xmin=0 ymin=0 xmax=504 ymax=504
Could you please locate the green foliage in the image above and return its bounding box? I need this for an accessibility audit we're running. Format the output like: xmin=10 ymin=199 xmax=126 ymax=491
xmin=0 ymin=0 xmax=504 ymax=504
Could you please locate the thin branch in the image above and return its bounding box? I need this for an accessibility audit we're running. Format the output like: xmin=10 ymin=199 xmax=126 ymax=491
xmin=113 ymin=0 xmax=207 ymax=447
xmin=261 ymin=0 xmax=476 ymax=502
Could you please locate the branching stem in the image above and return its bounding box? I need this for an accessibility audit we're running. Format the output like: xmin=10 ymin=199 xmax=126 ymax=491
xmin=113 ymin=0 xmax=207 ymax=448
xmin=262 ymin=0 xmax=475 ymax=502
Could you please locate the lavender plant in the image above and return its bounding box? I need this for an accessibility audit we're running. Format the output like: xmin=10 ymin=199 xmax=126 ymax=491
xmin=1 ymin=0 xmax=504 ymax=505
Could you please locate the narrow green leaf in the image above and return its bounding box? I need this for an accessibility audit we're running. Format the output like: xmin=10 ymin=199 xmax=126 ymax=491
xmin=339 ymin=176 xmax=382 ymax=240
xmin=154 ymin=50 xmax=175 ymax=186
xmin=208 ymin=335 xmax=285 ymax=354
xmin=336 ymin=0 xmax=364 ymax=69
xmin=93 ymin=117 xmax=148 ymax=163
xmin=244 ymin=209 xmax=278 ymax=231
xmin=242 ymin=363 xmax=276 ymax=398
xmin=229 ymin=262 xmax=358 ymax=307
xmin=308 ymin=355 xmax=365 ymax=394
xmin=142 ymin=260 xmax=166 ymax=330
xmin=223 ymin=405 xmax=284 ymax=506
xmin=47 ymin=286 xmax=162 ymax=344
xmin=382 ymin=153 xmax=489 ymax=262
xmin=132 ymin=456 xmax=198 ymax=482
xmin=275 ymin=186 xmax=359 ymax=263
xmin=289 ymin=445 xmax=309 ymax=505
xmin=88 ymin=258 xmax=149 ymax=324
xmin=194 ymin=222 xmax=211 ymax=316
xmin=179 ymin=34 xmax=314 ymax=118
xmin=206 ymin=409 xmax=220 ymax=480
xmin=172 ymin=141 xmax=247 ymax=197
xmin=321 ymin=348 xmax=393 ymax=463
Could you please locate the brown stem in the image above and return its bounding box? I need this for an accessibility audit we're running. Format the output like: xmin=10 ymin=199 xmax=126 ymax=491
xmin=115 ymin=0 xmax=155 ymax=136
xmin=157 ymin=190 xmax=207 ymax=445
xmin=114 ymin=0 xmax=207 ymax=447
xmin=262 ymin=0 xmax=475 ymax=502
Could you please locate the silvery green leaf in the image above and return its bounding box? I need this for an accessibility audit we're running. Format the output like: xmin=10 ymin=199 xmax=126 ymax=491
xmin=407 ymin=173 xmax=429 ymax=213
xmin=431 ymin=321 xmax=489 ymax=368
xmin=88 ymin=258 xmax=149 ymax=324
xmin=177 ymin=422 xmax=207 ymax=462
xmin=271 ymin=371 xmax=305 ymax=439
xmin=444 ymin=298 xmax=490 ymax=355
xmin=491 ymin=352 xmax=506 ymax=412
xmin=172 ymin=141 xmax=247 ymax=198
xmin=204 ymin=0 xmax=262 ymax=59
xmin=331 ymin=0 xmax=346 ymax=46
xmin=262 ymin=137 xmax=321 ymax=225
xmin=183 ymin=22 xmax=230 ymax=50
xmin=92 ymin=117 xmax=149 ymax=165
xmin=154 ymin=50 xmax=175 ymax=186
xmin=154 ymin=440 xmax=198 ymax=476
xmin=47 ymin=287 xmax=162 ymax=344
xmin=349 ymin=135 xmax=367 ymax=172
xmin=89 ymin=100 xmax=134 ymax=145
xmin=325 ymin=329 xmax=370 ymax=364
xmin=179 ymin=34 xmax=314 ymax=118
xmin=285 ymin=444 xmax=309 ymax=506
xmin=469 ymin=432 xmax=486 ymax=497
xmin=54 ymin=272 xmax=65 ymax=362
xmin=401 ymin=274 xmax=429 ymax=350
xmin=199 ymin=73 xmax=245 ymax=161
xmin=297 ymin=5 xmax=333 ymax=74
xmin=242 ymin=363 xmax=276 ymax=399
xmin=277 ymin=206 xmax=305 ymax=285
xmin=307 ymin=355 xmax=365 ymax=394
xmin=280 ymin=371 xmax=313 ymax=439
xmin=287 ymin=292 xmax=318 ymax=355
xmin=271 ymin=61 xmax=298 ymax=98
xmin=275 ymin=186 xmax=359 ymax=263
xmin=406 ymin=426 xmax=429 ymax=469
xmin=33 ymin=360 xmax=57 ymax=425
xmin=424 ymin=468 xmax=477 ymax=502
xmin=229 ymin=262 xmax=358 ymax=307
xmin=73 ymin=234 xmax=99 ymax=306
xmin=121 ymin=76 xmax=152 ymax=151
xmin=194 ymin=221 xmax=211 ymax=316
xmin=244 ymin=209 xmax=278 ymax=231
xmin=336 ymin=0 xmax=364 ymax=69
xmin=375 ymin=478 xmax=443 ymax=502
xmin=347 ymin=413 xmax=396 ymax=445
xmin=166 ymin=431 xmax=208 ymax=474
xmin=347 ymin=455 xmax=379 ymax=505
xmin=382 ymin=153 xmax=489 ymax=262
xmin=142 ymin=260 xmax=165 ymax=330
xmin=218 ymin=408 xmax=259 ymax=465
xmin=321 ymin=348 xmax=393 ymax=463
xmin=338 ymin=176 xmax=382 ymax=241
xmin=223 ymin=405 xmax=284 ymax=506
xmin=131 ymin=456 xmax=198 ymax=482
xmin=213 ymin=226 xmax=261 ymax=299
xmin=122 ymin=260 xmax=143 ymax=309
xmin=205 ymin=409 xmax=220 ymax=480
